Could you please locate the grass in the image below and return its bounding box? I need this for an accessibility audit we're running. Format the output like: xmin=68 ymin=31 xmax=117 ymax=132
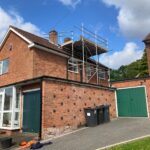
xmin=108 ymin=137 xmax=150 ymax=150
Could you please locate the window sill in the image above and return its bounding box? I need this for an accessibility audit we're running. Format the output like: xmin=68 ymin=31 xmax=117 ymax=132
xmin=99 ymin=78 xmax=106 ymax=80
xmin=0 ymin=72 xmax=8 ymax=77
xmin=0 ymin=127 xmax=20 ymax=130
xmin=68 ymin=70 xmax=79 ymax=74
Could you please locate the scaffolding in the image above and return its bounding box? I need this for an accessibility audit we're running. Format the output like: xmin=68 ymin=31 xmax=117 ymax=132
xmin=58 ymin=25 xmax=109 ymax=85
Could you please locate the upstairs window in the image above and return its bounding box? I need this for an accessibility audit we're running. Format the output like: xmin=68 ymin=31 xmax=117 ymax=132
xmin=68 ymin=59 xmax=78 ymax=73
xmin=86 ymin=65 xmax=92 ymax=77
xmin=98 ymin=70 xmax=105 ymax=80
xmin=0 ymin=59 xmax=9 ymax=75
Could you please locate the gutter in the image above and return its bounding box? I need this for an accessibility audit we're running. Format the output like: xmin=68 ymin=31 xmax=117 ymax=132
xmin=42 ymin=76 xmax=116 ymax=91
xmin=28 ymin=43 xmax=70 ymax=58
xmin=0 ymin=76 xmax=116 ymax=91
xmin=111 ymin=75 xmax=150 ymax=83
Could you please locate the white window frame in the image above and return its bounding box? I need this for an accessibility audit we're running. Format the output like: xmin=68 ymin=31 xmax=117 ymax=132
xmin=98 ymin=70 xmax=106 ymax=80
xmin=12 ymin=89 xmax=21 ymax=129
xmin=0 ymin=61 xmax=2 ymax=75
xmin=68 ymin=59 xmax=79 ymax=73
xmin=0 ymin=86 xmax=20 ymax=130
xmin=0 ymin=92 xmax=4 ymax=127
xmin=86 ymin=65 xmax=92 ymax=77
xmin=0 ymin=59 xmax=9 ymax=75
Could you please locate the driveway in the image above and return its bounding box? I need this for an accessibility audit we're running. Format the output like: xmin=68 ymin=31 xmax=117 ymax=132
xmin=41 ymin=118 xmax=150 ymax=150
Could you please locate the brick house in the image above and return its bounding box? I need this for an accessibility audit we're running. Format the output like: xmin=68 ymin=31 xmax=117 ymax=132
xmin=111 ymin=33 xmax=150 ymax=119
xmin=0 ymin=26 xmax=116 ymax=139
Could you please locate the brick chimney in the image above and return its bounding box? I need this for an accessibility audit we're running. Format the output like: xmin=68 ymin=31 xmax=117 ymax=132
xmin=64 ymin=37 xmax=72 ymax=43
xmin=49 ymin=30 xmax=58 ymax=45
xmin=143 ymin=33 xmax=150 ymax=75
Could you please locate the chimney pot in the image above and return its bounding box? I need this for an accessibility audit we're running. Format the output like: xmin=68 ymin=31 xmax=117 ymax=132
xmin=64 ymin=37 xmax=72 ymax=43
xmin=49 ymin=30 xmax=58 ymax=45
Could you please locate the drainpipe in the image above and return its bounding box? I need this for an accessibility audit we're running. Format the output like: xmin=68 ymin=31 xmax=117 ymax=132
xmin=39 ymin=78 xmax=43 ymax=140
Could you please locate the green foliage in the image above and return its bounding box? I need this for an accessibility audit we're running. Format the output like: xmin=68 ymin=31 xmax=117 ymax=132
xmin=110 ymin=49 xmax=149 ymax=81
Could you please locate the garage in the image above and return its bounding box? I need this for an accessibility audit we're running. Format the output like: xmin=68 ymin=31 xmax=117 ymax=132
xmin=23 ymin=90 xmax=41 ymax=133
xmin=116 ymin=86 xmax=148 ymax=117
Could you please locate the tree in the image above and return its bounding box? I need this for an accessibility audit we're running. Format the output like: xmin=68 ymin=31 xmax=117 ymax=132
xmin=110 ymin=49 xmax=148 ymax=81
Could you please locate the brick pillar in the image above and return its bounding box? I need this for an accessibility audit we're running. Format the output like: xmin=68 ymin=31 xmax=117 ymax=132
xmin=143 ymin=40 xmax=150 ymax=75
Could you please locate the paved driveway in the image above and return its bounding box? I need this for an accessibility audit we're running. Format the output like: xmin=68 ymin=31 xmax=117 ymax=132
xmin=41 ymin=118 xmax=150 ymax=150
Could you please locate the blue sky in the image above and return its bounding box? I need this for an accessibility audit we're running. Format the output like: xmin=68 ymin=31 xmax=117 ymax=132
xmin=0 ymin=0 xmax=150 ymax=69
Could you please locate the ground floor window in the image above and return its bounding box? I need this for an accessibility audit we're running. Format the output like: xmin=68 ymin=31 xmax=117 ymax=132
xmin=0 ymin=86 xmax=20 ymax=129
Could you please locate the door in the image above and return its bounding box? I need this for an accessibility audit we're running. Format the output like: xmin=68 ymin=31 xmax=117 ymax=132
xmin=117 ymin=87 xmax=148 ymax=117
xmin=23 ymin=90 xmax=41 ymax=133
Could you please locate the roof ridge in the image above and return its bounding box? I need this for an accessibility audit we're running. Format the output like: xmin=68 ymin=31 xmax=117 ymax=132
xmin=143 ymin=32 xmax=150 ymax=42
xmin=9 ymin=25 xmax=64 ymax=52
xmin=9 ymin=25 xmax=49 ymax=42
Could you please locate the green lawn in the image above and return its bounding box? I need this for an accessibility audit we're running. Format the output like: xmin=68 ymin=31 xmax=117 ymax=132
xmin=108 ymin=137 xmax=150 ymax=150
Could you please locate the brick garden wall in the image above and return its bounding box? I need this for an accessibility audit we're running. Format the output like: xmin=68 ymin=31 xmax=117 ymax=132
xmin=112 ymin=78 xmax=150 ymax=117
xmin=42 ymin=80 xmax=116 ymax=139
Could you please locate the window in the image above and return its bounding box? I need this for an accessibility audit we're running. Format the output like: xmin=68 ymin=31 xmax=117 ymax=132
xmin=13 ymin=91 xmax=20 ymax=127
xmin=68 ymin=59 xmax=78 ymax=73
xmin=0 ymin=95 xmax=2 ymax=111
xmin=4 ymin=88 xmax=13 ymax=111
xmin=86 ymin=65 xmax=92 ymax=77
xmin=3 ymin=113 xmax=11 ymax=127
xmin=0 ymin=62 xmax=2 ymax=74
xmin=0 ymin=59 xmax=9 ymax=75
xmin=0 ymin=87 xmax=20 ymax=129
xmin=98 ymin=70 xmax=105 ymax=80
xmin=2 ymin=87 xmax=13 ymax=128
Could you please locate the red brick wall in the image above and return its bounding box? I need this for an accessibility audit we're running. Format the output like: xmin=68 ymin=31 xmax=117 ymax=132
xmin=21 ymin=82 xmax=40 ymax=91
xmin=33 ymin=49 xmax=109 ymax=86
xmin=42 ymin=80 xmax=116 ymax=139
xmin=89 ymin=75 xmax=109 ymax=87
xmin=112 ymin=79 xmax=150 ymax=116
xmin=145 ymin=44 xmax=150 ymax=75
xmin=33 ymin=49 xmax=67 ymax=79
xmin=0 ymin=32 xmax=34 ymax=87
xmin=68 ymin=71 xmax=81 ymax=81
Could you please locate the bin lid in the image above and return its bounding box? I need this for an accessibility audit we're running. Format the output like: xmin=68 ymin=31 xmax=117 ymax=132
xmin=95 ymin=105 xmax=104 ymax=109
xmin=103 ymin=104 xmax=110 ymax=108
xmin=84 ymin=107 xmax=92 ymax=110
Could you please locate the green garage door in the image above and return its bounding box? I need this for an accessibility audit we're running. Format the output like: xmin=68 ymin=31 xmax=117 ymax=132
xmin=23 ymin=90 xmax=41 ymax=133
xmin=116 ymin=87 xmax=148 ymax=117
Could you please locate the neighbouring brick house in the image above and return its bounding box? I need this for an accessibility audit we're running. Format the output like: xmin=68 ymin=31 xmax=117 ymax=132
xmin=0 ymin=26 xmax=116 ymax=139
xmin=111 ymin=33 xmax=150 ymax=118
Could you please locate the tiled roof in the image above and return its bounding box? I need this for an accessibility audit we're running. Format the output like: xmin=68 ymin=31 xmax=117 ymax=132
xmin=10 ymin=26 xmax=69 ymax=55
xmin=143 ymin=33 xmax=150 ymax=42
xmin=10 ymin=26 xmax=108 ymax=69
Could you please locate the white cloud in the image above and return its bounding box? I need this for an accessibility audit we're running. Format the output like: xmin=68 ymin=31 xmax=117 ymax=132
xmin=99 ymin=42 xmax=143 ymax=69
xmin=0 ymin=7 xmax=42 ymax=42
xmin=102 ymin=0 xmax=150 ymax=39
xmin=58 ymin=0 xmax=81 ymax=7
